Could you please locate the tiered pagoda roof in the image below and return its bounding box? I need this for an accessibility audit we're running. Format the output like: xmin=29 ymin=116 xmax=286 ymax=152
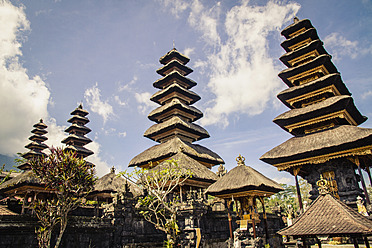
xmin=129 ymin=48 xmax=223 ymax=186
xmin=260 ymin=18 xmax=370 ymax=175
xmin=18 ymin=119 xmax=48 ymax=171
xmin=62 ymin=104 xmax=93 ymax=158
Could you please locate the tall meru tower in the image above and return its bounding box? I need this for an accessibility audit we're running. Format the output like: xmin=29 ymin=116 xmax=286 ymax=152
xmin=260 ymin=18 xmax=372 ymax=208
xmin=129 ymin=48 xmax=224 ymax=189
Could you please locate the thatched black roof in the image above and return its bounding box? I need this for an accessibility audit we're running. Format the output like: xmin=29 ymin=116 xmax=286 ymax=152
xmin=149 ymin=152 xmax=218 ymax=182
xmin=150 ymin=83 xmax=201 ymax=105
xmin=206 ymin=156 xmax=282 ymax=198
xmin=279 ymin=54 xmax=337 ymax=87
xmin=278 ymin=193 xmax=372 ymax=236
xmin=153 ymin=71 xmax=197 ymax=89
xmin=128 ymin=137 xmax=224 ymax=168
xmin=159 ymin=48 xmax=190 ymax=65
xmin=91 ymin=168 xmax=142 ymax=198
xmin=279 ymin=39 xmax=328 ymax=67
xmin=281 ymin=28 xmax=319 ymax=53
xmin=0 ymin=171 xmax=42 ymax=194
xmin=281 ymin=18 xmax=314 ymax=39
xmin=277 ymin=73 xmax=351 ymax=109
xmin=273 ymin=95 xmax=367 ymax=135
xmin=156 ymin=60 xmax=193 ymax=77
xmin=148 ymin=98 xmax=203 ymax=123
xmin=70 ymin=104 xmax=89 ymax=117
xmin=144 ymin=116 xmax=210 ymax=143
xmin=260 ymin=125 xmax=372 ymax=171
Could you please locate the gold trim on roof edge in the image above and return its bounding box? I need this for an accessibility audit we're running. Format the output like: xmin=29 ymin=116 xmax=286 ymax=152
xmin=284 ymin=109 xmax=358 ymax=133
xmin=274 ymin=145 xmax=372 ymax=171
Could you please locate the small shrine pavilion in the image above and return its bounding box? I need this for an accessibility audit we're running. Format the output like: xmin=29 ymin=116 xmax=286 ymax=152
xmin=260 ymin=18 xmax=372 ymax=209
xmin=206 ymin=155 xmax=283 ymax=242
xmin=129 ymin=48 xmax=224 ymax=189
xmin=278 ymin=177 xmax=372 ymax=248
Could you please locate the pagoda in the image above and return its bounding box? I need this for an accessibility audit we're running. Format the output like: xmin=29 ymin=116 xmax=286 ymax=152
xmin=62 ymin=104 xmax=93 ymax=158
xmin=18 ymin=119 xmax=48 ymax=171
xmin=129 ymin=48 xmax=224 ymax=188
xmin=260 ymin=18 xmax=372 ymax=208
xmin=0 ymin=120 xmax=50 ymax=214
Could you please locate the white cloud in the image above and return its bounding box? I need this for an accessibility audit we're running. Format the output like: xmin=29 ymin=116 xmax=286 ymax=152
xmin=84 ymin=82 xmax=114 ymax=124
xmin=85 ymin=140 xmax=111 ymax=177
xmin=118 ymin=76 xmax=137 ymax=92
xmin=194 ymin=1 xmax=299 ymax=127
xmin=183 ymin=47 xmax=195 ymax=58
xmin=162 ymin=0 xmax=300 ymax=127
xmin=114 ymin=95 xmax=126 ymax=106
xmin=44 ymin=118 xmax=67 ymax=149
xmin=0 ymin=1 xmax=51 ymax=155
xmin=362 ymin=90 xmax=372 ymax=100
xmin=0 ymin=1 xmax=111 ymax=178
xmin=188 ymin=0 xmax=221 ymax=46
xmin=118 ymin=131 xmax=127 ymax=138
xmin=160 ymin=0 xmax=190 ymax=18
xmin=324 ymin=32 xmax=359 ymax=61
xmin=135 ymin=92 xmax=157 ymax=115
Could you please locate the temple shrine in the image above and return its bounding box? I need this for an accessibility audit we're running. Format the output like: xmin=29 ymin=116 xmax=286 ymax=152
xmin=18 ymin=119 xmax=48 ymax=171
xmin=61 ymin=104 xmax=94 ymax=158
xmin=260 ymin=18 xmax=372 ymax=209
xmin=129 ymin=48 xmax=224 ymax=189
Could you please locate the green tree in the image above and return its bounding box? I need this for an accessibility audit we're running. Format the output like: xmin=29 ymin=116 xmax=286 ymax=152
xmin=121 ymin=159 xmax=192 ymax=248
xmin=264 ymin=179 xmax=312 ymax=216
xmin=30 ymin=147 xmax=96 ymax=248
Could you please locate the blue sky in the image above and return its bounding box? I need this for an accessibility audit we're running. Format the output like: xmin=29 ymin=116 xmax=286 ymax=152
xmin=1 ymin=0 xmax=372 ymax=185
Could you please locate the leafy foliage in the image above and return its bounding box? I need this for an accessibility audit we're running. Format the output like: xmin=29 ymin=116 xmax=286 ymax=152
xmin=0 ymin=164 xmax=13 ymax=185
xmin=30 ymin=147 xmax=96 ymax=248
xmin=263 ymin=178 xmax=312 ymax=216
xmin=120 ymin=159 xmax=192 ymax=248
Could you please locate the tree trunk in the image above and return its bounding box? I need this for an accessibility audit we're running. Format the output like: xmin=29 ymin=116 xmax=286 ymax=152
xmin=54 ymin=215 xmax=68 ymax=248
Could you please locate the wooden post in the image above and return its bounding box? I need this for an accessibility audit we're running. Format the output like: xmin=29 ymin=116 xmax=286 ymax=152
xmin=356 ymin=157 xmax=371 ymax=205
xmin=21 ymin=192 xmax=28 ymax=215
xmin=259 ymin=197 xmax=269 ymax=244
xmin=366 ymin=165 xmax=372 ymax=187
xmin=226 ymin=200 xmax=233 ymax=240
xmin=316 ymin=237 xmax=322 ymax=248
xmin=180 ymin=185 xmax=183 ymax=203
xmin=353 ymin=237 xmax=359 ymax=248
xmin=251 ymin=197 xmax=257 ymax=239
xmin=293 ymin=167 xmax=303 ymax=212
xmin=364 ymin=236 xmax=370 ymax=248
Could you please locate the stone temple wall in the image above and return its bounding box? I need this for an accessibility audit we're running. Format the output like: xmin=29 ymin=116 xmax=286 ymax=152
xmin=0 ymin=195 xmax=285 ymax=248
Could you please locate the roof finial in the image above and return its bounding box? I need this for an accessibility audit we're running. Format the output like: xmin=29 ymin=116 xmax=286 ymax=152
xmin=110 ymin=166 xmax=116 ymax=174
xmin=236 ymin=154 xmax=246 ymax=166
xmin=173 ymin=40 xmax=176 ymax=50
xmin=294 ymin=16 xmax=299 ymax=23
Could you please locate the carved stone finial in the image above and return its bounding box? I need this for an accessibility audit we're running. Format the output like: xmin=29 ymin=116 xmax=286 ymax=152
xmin=110 ymin=166 xmax=116 ymax=174
xmin=216 ymin=164 xmax=227 ymax=177
xmin=294 ymin=16 xmax=299 ymax=23
xmin=316 ymin=175 xmax=330 ymax=195
xmin=236 ymin=154 xmax=246 ymax=166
